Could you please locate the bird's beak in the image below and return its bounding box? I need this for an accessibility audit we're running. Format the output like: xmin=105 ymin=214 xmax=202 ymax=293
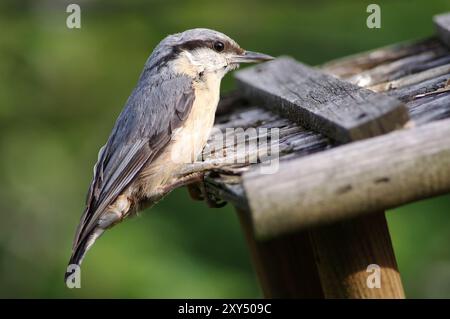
xmin=229 ymin=50 xmax=274 ymax=64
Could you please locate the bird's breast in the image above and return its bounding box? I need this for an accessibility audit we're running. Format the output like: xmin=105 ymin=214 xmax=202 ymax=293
xmin=138 ymin=75 xmax=221 ymax=192
xmin=170 ymin=76 xmax=221 ymax=164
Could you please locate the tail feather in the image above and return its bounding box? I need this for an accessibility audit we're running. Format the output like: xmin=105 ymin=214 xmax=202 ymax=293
xmin=65 ymin=196 xmax=128 ymax=283
xmin=65 ymin=228 xmax=104 ymax=282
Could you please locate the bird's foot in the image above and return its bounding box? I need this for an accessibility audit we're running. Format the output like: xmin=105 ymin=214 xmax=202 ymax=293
xmin=167 ymin=163 xmax=229 ymax=208
xmin=186 ymin=172 xmax=227 ymax=208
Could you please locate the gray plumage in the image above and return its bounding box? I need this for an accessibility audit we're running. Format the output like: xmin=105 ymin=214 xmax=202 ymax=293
xmin=66 ymin=28 xmax=273 ymax=277
xmin=70 ymin=74 xmax=195 ymax=264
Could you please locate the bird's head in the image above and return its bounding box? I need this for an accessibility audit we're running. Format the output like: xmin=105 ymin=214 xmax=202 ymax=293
xmin=146 ymin=28 xmax=273 ymax=79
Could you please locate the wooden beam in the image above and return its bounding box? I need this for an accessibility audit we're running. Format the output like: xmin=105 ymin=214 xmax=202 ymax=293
xmin=434 ymin=13 xmax=450 ymax=48
xmin=243 ymin=118 xmax=450 ymax=238
xmin=235 ymin=57 xmax=409 ymax=143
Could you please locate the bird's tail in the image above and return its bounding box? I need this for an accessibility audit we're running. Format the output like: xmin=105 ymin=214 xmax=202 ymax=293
xmin=64 ymin=228 xmax=104 ymax=282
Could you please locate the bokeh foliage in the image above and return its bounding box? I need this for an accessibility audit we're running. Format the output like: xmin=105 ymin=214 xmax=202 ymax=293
xmin=0 ymin=0 xmax=449 ymax=298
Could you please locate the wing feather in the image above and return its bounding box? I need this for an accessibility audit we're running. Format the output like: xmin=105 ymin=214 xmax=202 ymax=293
xmin=72 ymin=73 xmax=195 ymax=251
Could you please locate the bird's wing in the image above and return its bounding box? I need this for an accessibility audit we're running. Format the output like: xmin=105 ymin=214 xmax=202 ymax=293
xmin=72 ymin=73 xmax=195 ymax=254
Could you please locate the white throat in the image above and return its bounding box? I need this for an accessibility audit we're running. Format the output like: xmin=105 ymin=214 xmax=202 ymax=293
xmin=171 ymin=49 xmax=229 ymax=80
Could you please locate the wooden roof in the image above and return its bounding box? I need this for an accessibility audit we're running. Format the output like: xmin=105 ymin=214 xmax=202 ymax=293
xmin=194 ymin=36 xmax=450 ymax=239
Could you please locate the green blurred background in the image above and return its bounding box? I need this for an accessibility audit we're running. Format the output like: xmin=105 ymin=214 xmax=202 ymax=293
xmin=0 ymin=0 xmax=449 ymax=298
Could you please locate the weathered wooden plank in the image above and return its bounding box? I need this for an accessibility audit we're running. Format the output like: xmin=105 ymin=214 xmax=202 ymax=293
xmin=434 ymin=13 xmax=450 ymax=48
xmin=407 ymin=92 xmax=450 ymax=124
xmin=389 ymin=74 xmax=450 ymax=102
xmin=322 ymin=38 xmax=441 ymax=78
xmin=346 ymin=49 xmax=448 ymax=87
xmin=243 ymin=118 xmax=450 ymax=239
xmin=369 ymin=63 xmax=450 ymax=92
xmin=235 ymin=57 xmax=409 ymax=143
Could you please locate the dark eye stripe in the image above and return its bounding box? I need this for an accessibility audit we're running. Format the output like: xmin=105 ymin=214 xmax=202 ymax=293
xmin=176 ymin=39 xmax=243 ymax=55
xmin=177 ymin=40 xmax=209 ymax=51
xmin=146 ymin=38 xmax=244 ymax=73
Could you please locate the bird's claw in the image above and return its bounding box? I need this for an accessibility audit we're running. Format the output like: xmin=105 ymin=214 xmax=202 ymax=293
xmin=186 ymin=173 xmax=227 ymax=208
xmin=187 ymin=183 xmax=204 ymax=201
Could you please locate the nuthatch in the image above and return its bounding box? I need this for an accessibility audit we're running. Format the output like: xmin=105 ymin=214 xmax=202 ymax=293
xmin=66 ymin=28 xmax=272 ymax=276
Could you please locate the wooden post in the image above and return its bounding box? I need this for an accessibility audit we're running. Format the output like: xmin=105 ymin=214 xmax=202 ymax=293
xmin=235 ymin=57 xmax=408 ymax=298
xmin=309 ymin=213 xmax=404 ymax=298
xmin=236 ymin=209 xmax=324 ymax=298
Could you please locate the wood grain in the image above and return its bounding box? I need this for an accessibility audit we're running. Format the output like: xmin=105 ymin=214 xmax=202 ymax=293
xmin=369 ymin=63 xmax=450 ymax=92
xmin=235 ymin=57 xmax=409 ymax=143
xmin=322 ymin=38 xmax=441 ymax=78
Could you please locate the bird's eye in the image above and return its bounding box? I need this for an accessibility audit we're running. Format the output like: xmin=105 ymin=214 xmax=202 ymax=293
xmin=213 ymin=41 xmax=225 ymax=52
